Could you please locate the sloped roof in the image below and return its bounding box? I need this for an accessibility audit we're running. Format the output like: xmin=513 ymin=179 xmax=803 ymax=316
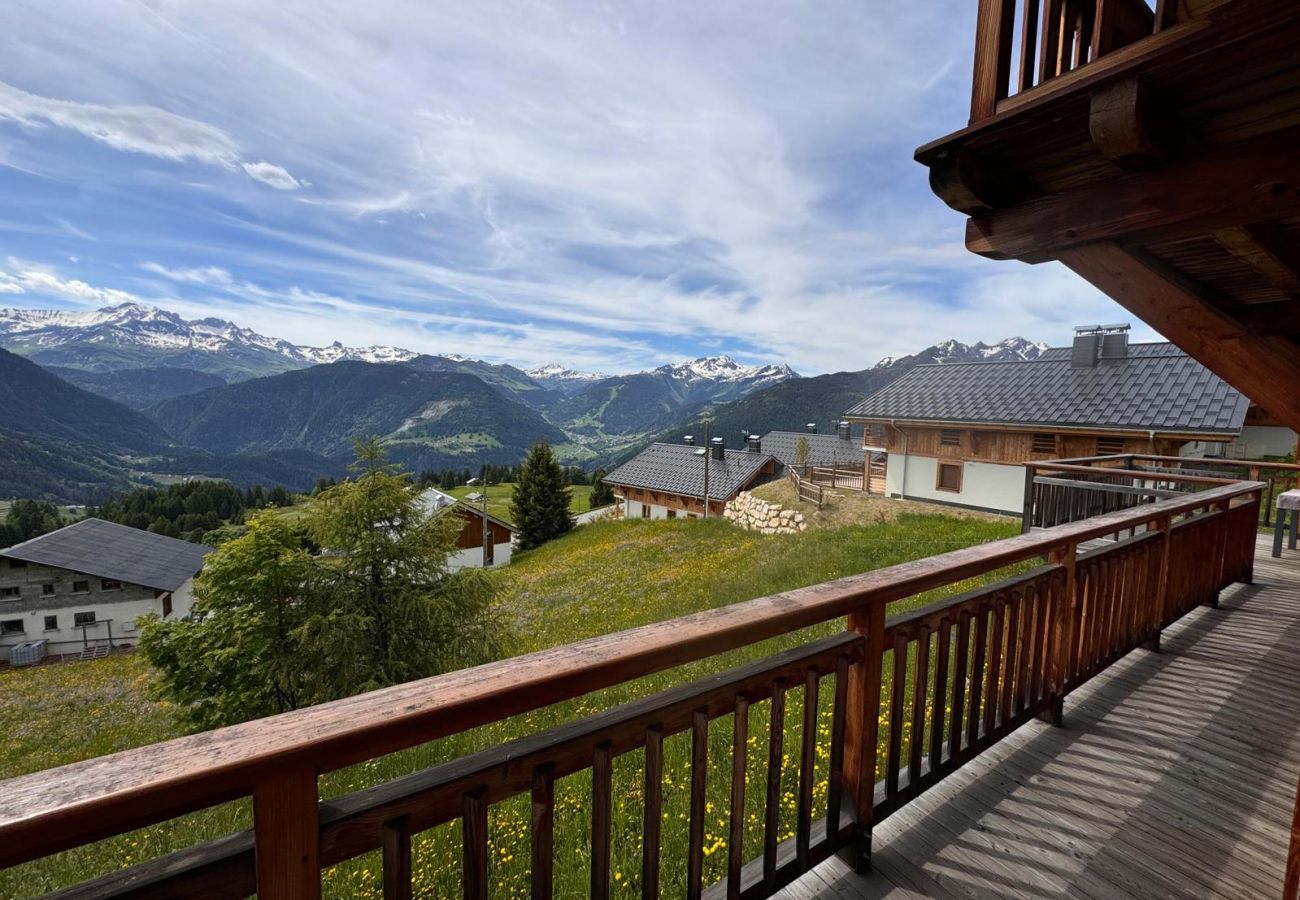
xmin=0 ymin=518 xmax=212 ymax=592
xmin=844 ymin=342 xmax=1249 ymax=435
xmin=604 ymin=443 xmax=774 ymax=500
xmin=760 ymin=431 xmax=862 ymax=467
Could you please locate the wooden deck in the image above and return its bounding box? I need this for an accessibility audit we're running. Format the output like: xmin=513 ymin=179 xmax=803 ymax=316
xmin=782 ymin=533 xmax=1300 ymax=899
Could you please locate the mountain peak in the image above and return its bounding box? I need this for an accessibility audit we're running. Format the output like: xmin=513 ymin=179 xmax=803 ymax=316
xmin=874 ymin=336 xmax=1048 ymax=369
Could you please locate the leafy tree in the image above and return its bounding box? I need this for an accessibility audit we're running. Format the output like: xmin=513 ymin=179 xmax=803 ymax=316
xmin=0 ymin=500 xmax=62 ymax=547
xmin=793 ymin=436 xmax=812 ymax=468
xmin=511 ymin=442 xmax=573 ymax=550
xmin=141 ymin=439 xmax=508 ymax=729
xmin=589 ymin=468 xmax=615 ymax=508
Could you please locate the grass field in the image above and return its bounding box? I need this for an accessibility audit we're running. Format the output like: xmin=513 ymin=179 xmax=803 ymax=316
xmin=0 ymin=510 xmax=1022 ymax=898
xmin=447 ymin=481 xmax=596 ymax=524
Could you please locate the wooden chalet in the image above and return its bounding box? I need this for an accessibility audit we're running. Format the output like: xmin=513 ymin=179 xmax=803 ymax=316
xmin=416 ymin=487 xmax=515 ymax=569
xmin=603 ymin=438 xmax=776 ymax=519
xmin=845 ymin=326 xmax=1250 ymax=514
xmin=7 ymin=5 xmax=1300 ymax=899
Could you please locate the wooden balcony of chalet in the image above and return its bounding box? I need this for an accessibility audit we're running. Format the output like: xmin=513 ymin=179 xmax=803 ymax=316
xmin=917 ymin=0 xmax=1300 ymax=437
xmin=1 ymin=457 xmax=1299 ymax=898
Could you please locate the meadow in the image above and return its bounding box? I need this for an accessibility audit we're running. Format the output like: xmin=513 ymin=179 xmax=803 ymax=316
xmin=0 ymin=509 xmax=1024 ymax=898
xmin=446 ymin=482 xmax=596 ymax=524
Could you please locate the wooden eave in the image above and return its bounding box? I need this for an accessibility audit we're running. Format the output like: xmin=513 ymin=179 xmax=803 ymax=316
xmin=917 ymin=0 xmax=1300 ymax=433
xmin=842 ymin=416 xmax=1235 ymax=442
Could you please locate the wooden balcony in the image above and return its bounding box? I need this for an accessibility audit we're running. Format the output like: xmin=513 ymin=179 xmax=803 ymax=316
xmin=918 ymin=0 xmax=1300 ymax=434
xmin=0 ymin=463 xmax=1287 ymax=899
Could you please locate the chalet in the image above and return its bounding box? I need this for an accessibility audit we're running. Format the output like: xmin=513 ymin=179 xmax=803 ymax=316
xmin=603 ymin=438 xmax=776 ymax=519
xmin=845 ymin=326 xmax=1249 ymax=514
xmin=415 ymin=488 xmax=515 ymax=570
xmin=758 ymin=424 xmax=863 ymax=471
xmin=0 ymin=518 xmax=209 ymax=662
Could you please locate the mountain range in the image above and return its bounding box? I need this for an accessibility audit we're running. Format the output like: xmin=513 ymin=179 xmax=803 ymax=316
xmin=0 ymin=302 xmax=1047 ymax=501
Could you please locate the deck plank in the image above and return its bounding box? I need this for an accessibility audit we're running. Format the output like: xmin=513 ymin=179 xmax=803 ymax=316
xmin=779 ymin=536 xmax=1300 ymax=899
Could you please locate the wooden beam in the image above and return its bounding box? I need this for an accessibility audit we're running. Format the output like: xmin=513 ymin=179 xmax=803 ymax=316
xmin=1212 ymin=223 xmax=1300 ymax=294
xmin=1088 ymin=78 xmax=1171 ymax=170
xmin=927 ymin=146 xmax=1025 ymax=213
xmin=1153 ymin=0 xmax=1182 ymax=32
xmin=966 ymin=126 xmax=1300 ymax=260
xmin=1058 ymin=242 xmax=1300 ymax=433
xmin=1239 ymin=299 xmax=1300 ymax=336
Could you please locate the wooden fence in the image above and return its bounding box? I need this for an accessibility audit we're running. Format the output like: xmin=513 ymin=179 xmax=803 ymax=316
xmin=0 ymin=478 xmax=1264 ymax=900
xmin=786 ymin=464 xmax=824 ymax=508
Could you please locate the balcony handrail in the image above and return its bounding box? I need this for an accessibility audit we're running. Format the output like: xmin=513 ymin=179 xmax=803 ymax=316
xmin=0 ymin=477 xmax=1263 ymax=881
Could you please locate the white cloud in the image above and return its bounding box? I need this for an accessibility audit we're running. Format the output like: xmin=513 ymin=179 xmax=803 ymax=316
xmin=140 ymin=261 xmax=233 ymax=285
xmin=241 ymin=161 xmax=300 ymax=190
xmin=0 ymin=281 xmax=24 ymax=294
xmin=0 ymin=80 xmax=301 ymax=190
xmin=0 ymin=263 xmax=140 ymax=306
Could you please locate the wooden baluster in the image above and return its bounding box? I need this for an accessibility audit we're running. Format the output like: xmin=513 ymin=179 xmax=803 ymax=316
xmin=642 ymin=727 xmax=663 ymax=900
xmin=1211 ymin=499 xmax=1230 ymax=601
xmin=827 ymin=654 xmax=851 ymax=843
xmin=727 ymin=697 xmax=749 ymax=900
xmin=841 ymin=600 xmax=884 ymax=870
xmin=999 ymin=593 xmax=1020 ymax=731
xmin=885 ymin=632 xmax=908 ymax=802
xmin=908 ymin=625 xmax=931 ymax=795
xmin=462 ymin=788 xmax=488 ymax=900
xmin=1039 ymin=0 xmax=1064 ymax=82
xmin=253 ymin=768 xmax=321 ymax=900
xmin=796 ymin=669 xmax=819 ymax=868
xmin=531 ymin=766 xmax=555 ymax=900
xmin=592 ymin=743 xmax=612 ymax=900
xmin=1027 ymin=582 xmax=1049 ymax=713
xmin=687 ymin=711 xmax=708 ymax=900
xmin=1014 ymin=587 xmax=1035 ymax=718
xmin=949 ymin=611 xmax=972 ymax=761
xmin=983 ymin=598 xmax=1006 ymax=742
xmin=1045 ymin=543 xmax=1076 ymax=724
xmin=967 ymin=607 xmax=989 ymax=747
xmin=1018 ymin=0 xmax=1041 ymax=93
xmin=382 ymin=816 xmax=413 ymax=900
xmin=929 ymin=618 xmax=952 ymax=783
xmin=971 ymin=0 xmax=1017 ymax=121
xmin=763 ymin=682 xmax=786 ymax=893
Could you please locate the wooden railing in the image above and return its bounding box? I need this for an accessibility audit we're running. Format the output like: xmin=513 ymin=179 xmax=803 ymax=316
xmin=0 ymin=478 xmax=1264 ymax=899
xmin=971 ymin=0 xmax=1162 ymax=121
xmin=801 ymin=463 xmax=866 ymax=492
xmin=787 ymin=464 xmax=824 ymax=508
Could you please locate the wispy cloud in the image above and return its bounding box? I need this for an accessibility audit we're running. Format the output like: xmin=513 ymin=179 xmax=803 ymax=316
xmin=140 ymin=261 xmax=233 ymax=285
xmin=241 ymin=162 xmax=300 ymax=190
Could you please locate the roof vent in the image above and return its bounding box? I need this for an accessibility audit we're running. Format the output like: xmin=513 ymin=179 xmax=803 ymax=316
xmin=683 ymin=435 xmax=694 ymax=446
xmin=1072 ymin=325 xmax=1102 ymax=368
xmin=836 ymin=420 xmax=851 ymax=441
xmin=710 ymin=437 xmax=726 ymax=461
xmin=806 ymin=422 xmax=817 ymax=434
xmin=1099 ymin=323 xmax=1131 ymax=362
xmin=747 ymin=434 xmax=762 ymax=453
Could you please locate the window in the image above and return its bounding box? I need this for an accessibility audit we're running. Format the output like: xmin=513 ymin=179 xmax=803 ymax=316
xmin=940 ymin=429 xmax=962 ymax=447
xmin=43 ymin=615 xmax=57 ymax=631
xmin=640 ymin=504 xmax=651 ymax=519
xmin=1032 ymin=433 xmax=1057 ymax=454
xmin=73 ymin=611 xmax=96 ymax=627
xmin=41 ymin=583 xmax=54 ymax=596
xmin=0 ymin=586 xmax=19 ymax=599
xmin=1096 ymin=436 xmax=1126 ymax=455
xmin=666 ymin=509 xmax=677 ymax=519
xmin=936 ymin=463 xmax=963 ymax=493
xmin=72 ymin=580 xmax=89 ymax=594
xmin=100 ymin=579 xmax=122 ymax=591
xmin=162 ymin=593 xmax=173 ymax=618
xmin=8 ymin=559 xmax=26 ymax=568
xmin=0 ymin=619 xmax=23 ymax=635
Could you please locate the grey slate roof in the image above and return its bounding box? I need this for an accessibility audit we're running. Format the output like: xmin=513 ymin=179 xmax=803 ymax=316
xmin=604 ymin=443 xmax=774 ymax=500
xmin=844 ymin=342 xmax=1249 ymax=435
xmin=759 ymin=431 xmax=863 ymax=467
xmin=0 ymin=518 xmax=212 ymax=591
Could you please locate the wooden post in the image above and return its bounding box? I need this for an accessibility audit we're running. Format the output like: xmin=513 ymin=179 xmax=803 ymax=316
xmin=1143 ymin=514 xmax=1171 ymax=653
xmin=1021 ymin=465 xmax=1037 ymax=533
xmin=971 ymin=0 xmax=1017 ymax=121
xmin=841 ymin=599 xmax=885 ymax=872
xmin=1210 ymin=499 xmax=1229 ymax=607
xmin=253 ymin=768 xmax=321 ymax=900
xmin=1043 ymin=542 xmax=1077 ymax=726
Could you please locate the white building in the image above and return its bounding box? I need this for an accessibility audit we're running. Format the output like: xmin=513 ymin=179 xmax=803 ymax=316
xmin=416 ymin=488 xmax=515 ymax=570
xmin=0 ymin=518 xmax=210 ymax=662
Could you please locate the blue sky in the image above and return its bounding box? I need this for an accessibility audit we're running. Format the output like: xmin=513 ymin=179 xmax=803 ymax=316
xmin=0 ymin=0 xmax=1153 ymax=374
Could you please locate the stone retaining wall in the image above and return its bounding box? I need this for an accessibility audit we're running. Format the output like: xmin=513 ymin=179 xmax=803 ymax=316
xmin=723 ymin=491 xmax=806 ymax=534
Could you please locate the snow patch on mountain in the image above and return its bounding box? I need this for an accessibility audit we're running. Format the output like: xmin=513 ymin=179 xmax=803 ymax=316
xmin=651 ymin=354 xmax=798 ymax=385
xmin=874 ymin=337 xmax=1048 ymax=369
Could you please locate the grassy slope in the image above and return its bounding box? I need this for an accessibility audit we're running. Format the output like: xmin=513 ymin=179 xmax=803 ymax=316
xmin=0 ymin=511 xmax=1021 ymax=898
xmin=447 ymin=482 xmax=595 ymax=523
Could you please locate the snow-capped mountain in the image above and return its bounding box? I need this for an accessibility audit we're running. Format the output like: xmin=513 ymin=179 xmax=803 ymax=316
xmin=524 ymin=363 xmax=611 ymax=396
xmin=874 ymin=337 xmax=1048 ymax=369
xmin=0 ymin=302 xmax=417 ymax=379
xmin=650 ymin=354 xmax=798 ymax=386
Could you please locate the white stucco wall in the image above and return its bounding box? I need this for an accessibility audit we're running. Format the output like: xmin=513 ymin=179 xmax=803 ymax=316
xmin=886 ymin=454 xmax=1025 ymax=514
xmin=1226 ymin=426 xmax=1297 ymax=459
xmin=0 ymin=591 xmax=180 ymax=661
xmin=446 ymin=543 xmax=513 ymax=572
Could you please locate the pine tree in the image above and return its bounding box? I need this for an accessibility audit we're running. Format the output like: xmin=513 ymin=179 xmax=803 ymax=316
xmin=511 ymin=442 xmax=573 ymax=550
xmin=589 ymin=468 xmax=615 ymax=508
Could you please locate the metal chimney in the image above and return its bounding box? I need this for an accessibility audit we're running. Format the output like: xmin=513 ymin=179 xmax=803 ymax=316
xmin=806 ymin=422 xmax=817 ymax=434
xmin=710 ymin=437 xmax=726 ymax=461
xmin=683 ymin=435 xmax=694 ymax=446
xmin=1099 ymin=323 xmax=1131 ymax=361
xmin=1072 ymin=325 xmax=1102 ymax=368
xmin=836 ymin=420 xmax=851 ymax=441
xmin=747 ymin=434 xmax=762 ymax=452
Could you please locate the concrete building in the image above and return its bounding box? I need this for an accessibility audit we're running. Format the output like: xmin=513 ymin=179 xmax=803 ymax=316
xmin=845 ymin=327 xmax=1251 ymax=516
xmin=0 ymin=518 xmax=211 ymax=662
xmin=416 ymin=488 xmax=515 ymax=570
xmin=604 ymin=438 xmax=776 ymax=519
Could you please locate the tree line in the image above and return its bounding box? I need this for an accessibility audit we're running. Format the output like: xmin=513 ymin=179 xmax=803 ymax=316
xmin=94 ymin=481 xmax=294 ymax=543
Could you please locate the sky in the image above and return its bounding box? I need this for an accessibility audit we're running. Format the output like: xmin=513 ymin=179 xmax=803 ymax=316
xmin=0 ymin=0 xmax=1157 ymax=375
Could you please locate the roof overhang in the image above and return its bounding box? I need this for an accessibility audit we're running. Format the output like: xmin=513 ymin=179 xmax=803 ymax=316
xmin=841 ymin=416 xmax=1239 ymax=441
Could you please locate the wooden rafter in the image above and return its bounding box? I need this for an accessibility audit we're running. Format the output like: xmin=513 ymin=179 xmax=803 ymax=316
xmin=1058 ymin=242 xmax=1300 ymax=432
xmin=1212 ymin=223 xmax=1300 ymax=295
